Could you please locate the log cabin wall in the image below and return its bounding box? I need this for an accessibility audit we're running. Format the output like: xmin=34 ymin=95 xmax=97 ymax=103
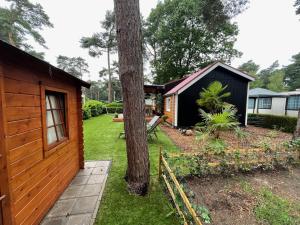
xmin=163 ymin=95 xmax=175 ymax=125
xmin=0 ymin=59 xmax=83 ymax=225
xmin=0 ymin=61 xmax=13 ymax=225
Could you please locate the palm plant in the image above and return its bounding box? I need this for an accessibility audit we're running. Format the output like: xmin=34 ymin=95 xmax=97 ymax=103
xmin=198 ymin=105 xmax=240 ymax=138
xmin=197 ymin=81 xmax=231 ymax=113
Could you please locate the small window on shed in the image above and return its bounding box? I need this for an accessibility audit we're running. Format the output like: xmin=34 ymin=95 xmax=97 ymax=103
xmin=258 ymin=98 xmax=272 ymax=109
xmin=166 ymin=97 xmax=171 ymax=112
xmin=46 ymin=92 xmax=67 ymax=146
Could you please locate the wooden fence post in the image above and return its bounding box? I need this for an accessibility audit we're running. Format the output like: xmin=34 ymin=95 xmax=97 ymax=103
xmin=158 ymin=146 xmax=162 ymax=179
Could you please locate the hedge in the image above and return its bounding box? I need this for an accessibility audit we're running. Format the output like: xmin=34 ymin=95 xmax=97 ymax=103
xmin=83 ymin=100 xmax=123 ymax=120
xmin=104 ymin=102 xmax=123 ymax=114
xmin=105 ymin=102 xmax=123 ymax=108
xmin=83 ymin=105 xmax=92 ymax=120
xmin=248 ymin=113 xmax=297 ymax=133
xmin=105 ymin=107 xmax=123 ymax=114
xmin=83 ymin=100 xmax=105 ymax=120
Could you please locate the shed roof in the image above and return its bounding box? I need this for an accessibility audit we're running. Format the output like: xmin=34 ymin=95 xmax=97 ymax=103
xmin=164 ymin=62 xmax=254 ymax=96
xmin=249 ymin=88 xmax=287 ymax=98
xmin=0 ymin=40 xmax=91 ymax=88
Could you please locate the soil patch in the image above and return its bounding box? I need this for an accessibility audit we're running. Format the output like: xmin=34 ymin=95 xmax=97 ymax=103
xmin=186 ymin=167 xmax=300 ymax=225
xmin=160 ymin=125 xmax=293 ymax=152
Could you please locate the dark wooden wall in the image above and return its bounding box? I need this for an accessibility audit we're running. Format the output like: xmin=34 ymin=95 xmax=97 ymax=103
xmin=177 ymin=67 xmax=249 ymax=127
xmin=0 ymin=59 xmax=83 ymax=225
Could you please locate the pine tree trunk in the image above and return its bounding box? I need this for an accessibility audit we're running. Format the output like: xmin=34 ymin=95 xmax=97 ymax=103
xmin=114 ymin=0 xmax=150 ymax=195
xmin=107 ymin=48 xmax=113 ymax=103
xmin=293 ymin=109 xmax=300 ymax=139
xmin=8 ymin=32 xmax=15 ymax=46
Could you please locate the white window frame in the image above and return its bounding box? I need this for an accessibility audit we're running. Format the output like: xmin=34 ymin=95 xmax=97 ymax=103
xmin=286 ymin=95 xmax=300 ymax=110
xmin=166 ymin=97 xmax=171 ymax=112
xmin=258 ymin=97 xmax=272 ymax=109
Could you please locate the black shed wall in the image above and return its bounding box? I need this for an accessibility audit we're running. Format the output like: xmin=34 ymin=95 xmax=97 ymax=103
xmin=177 ymin=66 xmax=249 ymax=127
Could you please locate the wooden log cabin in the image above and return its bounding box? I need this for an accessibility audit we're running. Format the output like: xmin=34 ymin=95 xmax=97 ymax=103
xmin=0 ymin=40 xmax=90 ymax=225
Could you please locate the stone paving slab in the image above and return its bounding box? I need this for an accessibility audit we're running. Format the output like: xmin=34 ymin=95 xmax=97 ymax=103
xmin=41 ymin=160 xmax=111 ymax=225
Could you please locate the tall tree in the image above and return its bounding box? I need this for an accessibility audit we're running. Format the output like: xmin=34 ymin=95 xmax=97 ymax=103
xmin=80 ymin=10 xmax=117 ymax=102
xmin=285 ymin=52 xmax=300 ymax=90
xmin=238 ymin=60 xmax=263 ymax=88
xmin=0 ymin=0 xmax=53 ymax=58
xmin=266 ymin=69 xmax=287 ymax=92
xmin=56 ymin=55 xmax=89 ymax=79
xmin=83 ymin=80 xmax=107 ymax=101
xmin=259 ymin=60 xmax=280 ymax=87
xmin=144 ymin=0 xmax=248 ymax=84
xmin=238 ymin=60 xmax=260 ymax=76
xmin=114 ymin=0 xmax=150 ymax=195
xmin=295 ymin=0 xmax=300 ymax=15
xmin=99 ymin=61 xmax=122 ymax=101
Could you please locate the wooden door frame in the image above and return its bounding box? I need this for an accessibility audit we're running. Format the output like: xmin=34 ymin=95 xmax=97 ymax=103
xmin=0 ymin=62 xmax=12 ymax=225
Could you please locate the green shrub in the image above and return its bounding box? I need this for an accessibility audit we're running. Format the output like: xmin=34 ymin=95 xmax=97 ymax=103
xmin=197 ymin=105 xmax=240 ymax=138
xmin=83 ymin=106 xmax=92 ymax=120
xmin=104 ymin=102 xmax=123 ymax=114
xmin=106 ymin=107 xmax=123 ymax=114
xmin=248 ymin=114 xmax=297 ymax=133
xmin=84 ymin=100 xmax=104 ymax=117
xmin=105 ymin=102 xmax=123 ymax=108
xmin=205 ymin=139 xmax=227 ymax=155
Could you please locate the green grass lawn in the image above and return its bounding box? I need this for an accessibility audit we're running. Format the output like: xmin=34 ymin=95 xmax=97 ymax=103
xmin=84 ymin=115 xmax=181 ymax=225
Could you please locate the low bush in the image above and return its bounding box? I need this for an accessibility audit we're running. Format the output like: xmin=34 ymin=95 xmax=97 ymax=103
xmin=104 ymin=102 xmax=123 ymax=114
xmin=106 ymin=107 xmax=123 ymax=114
xmin=83 ymin=101 xmax=123 ymax=119
xmin=83 ymin=105 xmax=92 ymax=120
xmin=166 ymin=139 xmax=300 ymax=177
xmin=248 ymin=113 xmax=297 ymax=133
xmin=105 ymin=102 xmax=123 ymax=108
xmin=83 ymin=100 xmax=105 ymax=119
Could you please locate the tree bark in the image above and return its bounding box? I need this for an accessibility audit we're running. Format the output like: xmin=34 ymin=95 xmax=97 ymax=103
xmin=293 ymin=109 xmax=300 ymax=139
xmin=8 ymin=32 xmax=15 ymax=46
xmin=107 ymin=48 xmax=113 ymax=103
xmin=114 ymin=0 xmax=150 ymax=195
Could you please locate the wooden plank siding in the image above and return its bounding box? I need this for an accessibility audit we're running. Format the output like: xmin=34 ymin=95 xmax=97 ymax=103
xmin=1 ymin=60 xmax=82 ymax=225
xmin=0 ymin=61 xmax=13 ymax=225
xmin=163 ymin=95 xmax=175 ymax=125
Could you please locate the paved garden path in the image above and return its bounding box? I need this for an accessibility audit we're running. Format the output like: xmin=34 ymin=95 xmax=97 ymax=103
xmin=41 ymin=160 xmax=111 ymax=225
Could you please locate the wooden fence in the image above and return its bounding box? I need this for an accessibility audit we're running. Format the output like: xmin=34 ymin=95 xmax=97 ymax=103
xmin=158 ymin=148 xmax=203 ymax=225
xmin=158 ymin=147 xmax=299 ymax=225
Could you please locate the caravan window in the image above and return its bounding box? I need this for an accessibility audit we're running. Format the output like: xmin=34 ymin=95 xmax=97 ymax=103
xmin=287 ymin=95 xmax=300 ymax=110
xmin=258 ymin=98 xmax=272 ymax=109
xmin=248 ymin=98 xmax=255 ymax=109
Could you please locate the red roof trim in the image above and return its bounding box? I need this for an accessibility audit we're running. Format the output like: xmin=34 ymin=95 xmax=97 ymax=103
xmin=164 ymin=62 xmax=254 ymax=96
xmin=164 ymin=62 xmax=217 ymax=96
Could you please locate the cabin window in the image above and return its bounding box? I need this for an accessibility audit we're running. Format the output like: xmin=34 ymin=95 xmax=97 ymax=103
xmin=258 ymin=97 xmax=272 ymax=109
xmin=166 ymin=97 xmax=171 ymax=112
xmin=46 ymin=92 xmax=67 ymax=146
xmin=248 ymin=98 xmax=255 ymax=109
xmin=286 ymin=95 xmax=300 ymax=110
